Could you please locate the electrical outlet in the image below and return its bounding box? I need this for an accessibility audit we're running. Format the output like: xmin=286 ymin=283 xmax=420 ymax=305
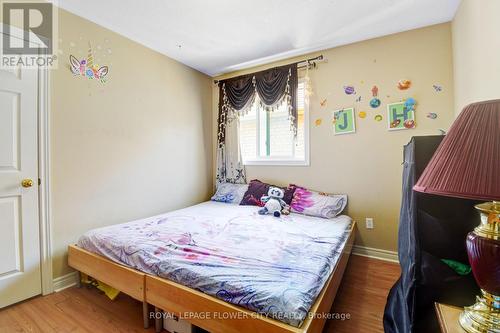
xmin=366 ymin=218 xmax=374 ymax=229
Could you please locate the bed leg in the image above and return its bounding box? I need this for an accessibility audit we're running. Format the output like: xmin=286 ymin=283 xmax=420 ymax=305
xmin=143 ymin=302 xmax=150 ymax=329
xmin=76 ymin=271 xmax=82 ymax=288
xmin=154 ymin=307 xmax=162 ymax=332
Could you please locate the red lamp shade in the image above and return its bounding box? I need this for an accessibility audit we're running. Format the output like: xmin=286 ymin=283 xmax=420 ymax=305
xmin=414 ymin=99 xmax=500 ymax=200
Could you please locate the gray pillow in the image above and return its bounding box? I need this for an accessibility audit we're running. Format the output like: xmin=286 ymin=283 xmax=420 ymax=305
xmin=211 ymin=183 xmax=248 ymax=204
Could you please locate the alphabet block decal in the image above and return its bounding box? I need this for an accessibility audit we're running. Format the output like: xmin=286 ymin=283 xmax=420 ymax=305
xmin=387 ymin=99 xmax=416 ymax=131
xmin=333 ymin=108 xmax=356 ymax=135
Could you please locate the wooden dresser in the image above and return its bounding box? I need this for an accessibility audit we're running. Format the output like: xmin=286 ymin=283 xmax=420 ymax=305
xmin=435 ymin=303 xmax=467 ymax=333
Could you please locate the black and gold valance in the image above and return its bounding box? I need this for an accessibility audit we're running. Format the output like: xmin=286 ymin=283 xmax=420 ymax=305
xmin=217 ymin=63 xmax=298 ymax=146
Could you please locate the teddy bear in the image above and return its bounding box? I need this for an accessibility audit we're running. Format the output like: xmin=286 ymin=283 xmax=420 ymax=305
xmin=258 ymin=187 xmax=287 ymax=217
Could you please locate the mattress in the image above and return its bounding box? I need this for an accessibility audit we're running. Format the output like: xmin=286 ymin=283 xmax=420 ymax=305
xmin=77 ymin=201 xmax=352 ymax=327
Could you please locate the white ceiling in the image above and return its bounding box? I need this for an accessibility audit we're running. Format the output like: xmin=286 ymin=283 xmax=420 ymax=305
xmin=57 ymin=0 xmax=461 ymax=77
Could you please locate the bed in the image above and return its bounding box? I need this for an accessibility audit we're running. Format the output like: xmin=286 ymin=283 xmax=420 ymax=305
xmin=68 ymin=201 xmax=355 ymax=333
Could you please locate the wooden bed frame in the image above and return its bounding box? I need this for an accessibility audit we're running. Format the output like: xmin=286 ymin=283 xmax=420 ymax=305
xmin=68 ymin=221 xmax=356 ymax=333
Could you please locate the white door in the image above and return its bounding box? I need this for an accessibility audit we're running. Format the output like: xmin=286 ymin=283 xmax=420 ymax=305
xmin=0 ymin=62 xmax=41 ymax=307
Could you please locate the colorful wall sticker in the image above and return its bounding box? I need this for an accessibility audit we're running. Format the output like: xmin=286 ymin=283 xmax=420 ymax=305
xmin=315 ymin=118 xmax=323 ymax=126
xmin=369 ymin=85 xmax=381 ymax=108
xmin=404 ymin=120 xmax=415 ymax=129
xmin=356 ymin=96 xmax=362 ymax=102
xmin=343 ymin=85 xmax=356 ymax=95
xmin=69 ymin=42 xmax=109 ymax=83
xmin=333 ymin=108 xmax=356 ymax=135
xmin=387 ymin=99 xmax=417 ymax=131
xmin=370 ymin=97 xmax=381 ymax=108
xmin=426 ymin=112 xmax=438 ymax=119
xmin=358 ymin=111 xmax=367 ymax=119
xmin=405 ymin=97 xmax=416 ymax=111
xmin=432 ymin=84 xmax=443 ymax=92
xmin=397 ymin=79 xmax=411 ymax=90
xmin=374 ymin=114 xmax=383 ymax=122
xmin=320 ymin=99 xmax=327 ymax=107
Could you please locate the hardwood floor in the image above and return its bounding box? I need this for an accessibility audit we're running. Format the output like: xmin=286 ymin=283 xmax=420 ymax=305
xmin=0 ymin=255 xmax=399 ymax=333
xmin=324 ymin=255 xmax=400 ymax=333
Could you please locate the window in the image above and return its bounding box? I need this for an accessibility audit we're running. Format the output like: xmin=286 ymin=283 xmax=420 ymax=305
xmin=239 ymin=81 xmax=309 ymax=165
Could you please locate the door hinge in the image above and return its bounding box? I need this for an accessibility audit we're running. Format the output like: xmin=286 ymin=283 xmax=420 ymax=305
xmin=38 ymin=178 xmax=41 ymax=185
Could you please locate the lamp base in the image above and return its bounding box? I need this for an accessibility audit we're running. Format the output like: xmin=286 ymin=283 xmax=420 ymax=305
xmin=459 ymin=290 xmax=500 ymax=333
xmin=460 ymin=201 xmax=500 ymax=333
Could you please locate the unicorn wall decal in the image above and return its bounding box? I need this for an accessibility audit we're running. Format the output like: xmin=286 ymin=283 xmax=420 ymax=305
xmin=69 ymin=42 xmax=109 ymax=83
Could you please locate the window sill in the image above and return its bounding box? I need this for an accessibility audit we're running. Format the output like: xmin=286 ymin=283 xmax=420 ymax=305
xmin=242 ymin=159 xmax=310 ymax=166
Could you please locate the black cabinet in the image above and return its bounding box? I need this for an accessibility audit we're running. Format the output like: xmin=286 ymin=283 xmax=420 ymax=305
xmin=383 ymin=136 xmax=480 ymax=333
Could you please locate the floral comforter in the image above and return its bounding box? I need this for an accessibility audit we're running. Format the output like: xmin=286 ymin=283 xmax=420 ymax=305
xmin=77 ymin=201 xmax=352 ymax=327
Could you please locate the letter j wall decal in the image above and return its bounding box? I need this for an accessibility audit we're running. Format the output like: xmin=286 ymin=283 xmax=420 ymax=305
xmin=333 ymin=108 xmax=356 ymax=135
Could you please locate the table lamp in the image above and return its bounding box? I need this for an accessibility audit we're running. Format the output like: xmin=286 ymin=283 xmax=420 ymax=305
xmin=414 ymin=99 xmax=499 ymax=333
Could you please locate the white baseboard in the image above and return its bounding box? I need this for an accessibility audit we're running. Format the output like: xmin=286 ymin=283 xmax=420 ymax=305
xmin=352 ymin=245 xmax=399 ymax=263
xmin=53 ymin=271 xmax=79 ymax=292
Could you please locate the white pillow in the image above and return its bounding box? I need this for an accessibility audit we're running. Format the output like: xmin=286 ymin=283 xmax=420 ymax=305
xmin=211 ymin=183 xmax=248 ymax=204
xmin=290 ymin=186 xmax=347 ymax=219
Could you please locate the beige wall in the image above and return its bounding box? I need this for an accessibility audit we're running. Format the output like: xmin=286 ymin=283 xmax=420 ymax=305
xmin=452 ymin=0 xmax=500 ymax=116
xmin=51 ymin=9 xmax=213 ymax=278
xmin=213 ymin=24 xmax=455 ymax=252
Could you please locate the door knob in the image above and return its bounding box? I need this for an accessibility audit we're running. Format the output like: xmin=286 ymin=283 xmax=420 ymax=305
xmin=21 ymin=179 xmax=33 ymax=188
